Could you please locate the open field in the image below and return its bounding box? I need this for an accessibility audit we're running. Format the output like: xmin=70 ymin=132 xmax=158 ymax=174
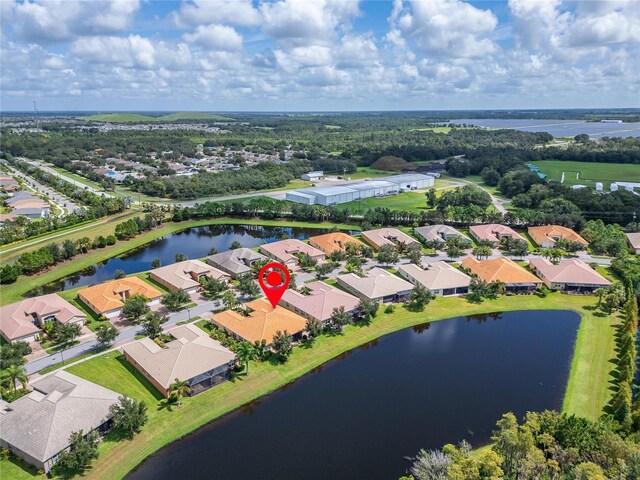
xmin=0 ymin=294 xmax=608 ymax=480
xmin=81 ymin=112 xmax=234 ymax=123
xmin=532 ymin=160 xmax=640 ymax=189
xmin=340 ymin=191 xmax=431 ymax=212
xmin=0 ymin=218 xmax=360 ymax=306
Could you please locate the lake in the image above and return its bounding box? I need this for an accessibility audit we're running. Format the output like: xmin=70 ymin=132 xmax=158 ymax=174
xmin=449 ymin=118 xmax=640 ymax=138
xmin=126 ymin=310 xmax=580 ymax=480
xmin=34 ymin=225 xmax=328 ymax=295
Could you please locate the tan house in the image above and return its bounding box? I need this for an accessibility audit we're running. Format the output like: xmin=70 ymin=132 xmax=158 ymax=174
xmin=468 ymin=224 xmax=525 ymax=246
xmin=210 ymin=298 xmax=307 ymax=344
xmin=122 ymin=324 xmax=235 ymax=397
xmin=528 ymin=258 xmax=611 ymax=292
xmin=259 ymin=239 xmax=325 ymax=268
xmin=79 ymin=277 xmax=162 ymax=318
xmin=336 ymin=267 xmax=414 ymax=302
xmin=150 ymin=259 xmax=228 ymax=294
xmin=626 ymin=233 xmax=640 ymax=255
xmin=361 ymin=228 xmax=419 ymax=250
xmin=308 ymin=232 xmax=365 ymax=254
xmin=0 ymin=294 xmax=86 ymax=344
xmin=279 ymin=281 xmax=360 ymax=323
xmin=461 ymin=256 xmax=542 ymax=293
xmin=528 ymin=225 xmax=588 ymax=249
xmin=398 ymin=262 xmax=471 ymax=296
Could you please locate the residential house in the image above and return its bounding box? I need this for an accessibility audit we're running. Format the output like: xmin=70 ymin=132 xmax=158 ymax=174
xmin=0 ymin=371 xmax=120 ymax=473
xmin=308 ymin=232 xmax=365 ymax=254
xmin=413 ymin=225 xmax=471 ymax=246
xmin=150 ymin=260 xmax=228 ymax=294
xmin=528 ymin=225 xmax=588 ymax=249
xmin=259 ymin=239 xmax=325 ymax=268
xmin=361 ymin=228 xmax=420 ymax=250
xmin=528 ymin=258 xmax=611 ymax=292
xmin=461 ymin=256 xmax=542 ymax=293
xmin=122 ymin=324 xmax=235 ymax=397
xmin=206 ymin=248 xmax=268 ymax=278
xmin=336 ymin=267 xmax=414 ymax=302
xmin=398 ymin=262 xmax=471 ymax=296
xmin=79 ymin=277 xmax=162 ymax=318
xmin=626 ymin=233 xmax=640 ymax=255
xmin=279 ymin=281 xmax=360 ymax=324
xmin=210 ymin=298 xmax=307 ymax=344
xmin=0 ymin=176 xmax=20 ymax=192
xmin=0 ymin=294 xmax=86 ymax=344
xmin=468 ymin=224 xmax=525 ymax=246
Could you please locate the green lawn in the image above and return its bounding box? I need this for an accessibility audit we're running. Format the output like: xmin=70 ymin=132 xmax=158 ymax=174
xmin=532 ymin=161 xmax=640 ymax=189
xmin=0 ymin=218 xmax=360 ymax=306
xmin=4 ymin=293 xmax=609 ymax=480
xmin=340 ymin=191 xmax=431 ymax=212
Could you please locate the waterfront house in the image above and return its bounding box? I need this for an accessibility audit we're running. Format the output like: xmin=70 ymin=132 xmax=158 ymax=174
xmin=0 ymin=371 xmax=120 ymax=473
xmin=210 ymin=298 xmax=307 ymax=345
xmin=206 ymin=248 xmax=268 ymax=278
xmin=308 ymin=232 xmax=365 ymax=254
xmin=0 ymin=294 xmax=86 ymax=344
xmin=468 ymin=224 xmax=525 ymax=246
xmin=527 ymin=225 xmax=588 ymax=249
xmin=336 ymin=267 xmax=414 ymax=303
xmin=279 ymin=281 xmax=360 ymax=323
xmin=398 ymin=262 xmax=471 ymax=296
xmin=259 ymin=239 xmax=325 ymax=268
xmin=461 ymin=256 xmax=542 ymax=293
xmin=626 ymin=233 xmax=640 ymax=255
xmin=528 ymin=258 xmax=611 ymax=292
xmin=79 ymin=277 xmax=162 ymax=318
xmin=361 ymin=228 xmax=419 ymax=250
xmin=122 ymin=324 xmax=235 ymax=397
xmin=413 ymin=225 xmax=471 ymax=246
xmin=150 ymin=259 xmax=228 ymax=294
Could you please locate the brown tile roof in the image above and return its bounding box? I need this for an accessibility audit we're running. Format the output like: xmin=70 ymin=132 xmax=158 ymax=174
xmin=210 ymin=298 xmax=307 ymax=344
xmin=626 ymin=233 xmax=640 ymax=250
xmin=528 ymin=225 xmax=588 ymax=247
xmin=528 ymin=258 xmax=611 ymax=286
xmin=469 ymin=224 xmax=524 ymax=244
xmin=461 ymin=256 xmax=542 ymax=285
xmin=0 ymin=294 xmax=85 ymax=342
xmin=280 ymin=281 xmax=360 ymax=322
xmin=308 ymin=232 xmax=364 ymax=254
xmin=78 ymin=277 xmax=161 ymax=313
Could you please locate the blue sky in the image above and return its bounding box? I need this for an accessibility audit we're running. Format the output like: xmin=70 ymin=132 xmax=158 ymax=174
xmin=1 ymin=0 xmax=638 ymax=111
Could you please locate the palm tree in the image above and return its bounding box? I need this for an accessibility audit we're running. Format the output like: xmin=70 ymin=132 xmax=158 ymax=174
xmin=594 ymin=287 xmax=607 ymax=307
xmin=489 ymin=280 xmax=507 ymax=296
xmin=2 ymin=365 xmax=27 ymax=392
xmin=236 ymin=342 xmax=257 ymax=376
xmin=170 ymin=379 xmax=191 ymax=407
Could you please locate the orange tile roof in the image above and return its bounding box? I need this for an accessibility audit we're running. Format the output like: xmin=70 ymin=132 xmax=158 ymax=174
xmin=308 ymin=232 xmax=364 ymax=254
xmin=210 ymin=298 xmax=307 ymax=344
xmin=461 ymin=256 xmax=542 ymax=285
xmin=78 ymin=277 xmax=162 ymax=313
xmin=528 ymin=225 xmax=588 ymax=247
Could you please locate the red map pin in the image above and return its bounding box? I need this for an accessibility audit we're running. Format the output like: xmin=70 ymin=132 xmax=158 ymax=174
xmin=258 ymin=262 xmax=291 ymax=308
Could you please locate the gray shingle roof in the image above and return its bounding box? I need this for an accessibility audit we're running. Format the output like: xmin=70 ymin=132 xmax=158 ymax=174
xmin=206 ymin=248 xmax=267 ymax=276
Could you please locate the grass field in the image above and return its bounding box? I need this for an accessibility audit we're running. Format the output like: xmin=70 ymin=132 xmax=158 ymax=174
xmin=340 ymin=191 xmax=431 ymax=212
xmin=532 ymin=161 xmax=640 ymax=189
xmin=81 ymin=112 xmax=234 ymax=123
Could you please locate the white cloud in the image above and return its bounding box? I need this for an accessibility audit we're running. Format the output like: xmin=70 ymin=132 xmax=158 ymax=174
xmin=183 ymin=24 xmax=243 ymax=51
xmin=70 ymin=35 xmax=156 ymax=69
xmin=173 ymin=0 xmax=260 ymax=28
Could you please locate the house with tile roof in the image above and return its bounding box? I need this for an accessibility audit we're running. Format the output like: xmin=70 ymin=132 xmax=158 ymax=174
xmin=150 ymin=259 xmax=228 ymax=294
xmin=398 ymin=262 xmax=471 ymax=296
xmin=528 ymin=258 xmax=611 ymax=292
xmin=78 ymin=277 xmax=162 ymax=318
xmin=360 ymin=228 xmax=419 ymax=250
xmin=308 ymin=232 xmax=365 ymax=254
xmin=413 ymin=225 xmax=471 ymax=246
xmin=122 ymin=324 xmax=235 ymax=397
xmin=528 ymin=225 xmax=588 ymax=249
xmin=259 ymin=239 xmax=325 ymax=268
xmin=279 ymin=281 xmax=360 ymax=323
xmin=0 ymin=371 xmax=120 ymax=473
xmin=626 ymin=233 xmax=640 ymax=255
xmin=336 ymin=267 xmax=414 ymax=302
xmin=209 ymin=298 xmax=307 ymax=345
xmin=461 ymin=256 xmax=542 ymax=293
xmin=468 ymin=224 xmax=525 ymax=246
xmin=206 ymin=248 xmax=268 ymax=278
xmin=0 ymin=294 xmax=85 ymax=344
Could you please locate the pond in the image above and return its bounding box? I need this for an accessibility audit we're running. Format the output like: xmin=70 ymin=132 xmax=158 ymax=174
xmin=126 ymin=310 xmax=580 ymax=480
xmin=34 ymin=225 xmax=329 ymax=295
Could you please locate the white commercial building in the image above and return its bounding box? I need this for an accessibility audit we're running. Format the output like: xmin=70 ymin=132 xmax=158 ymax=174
xmin=611 ymin=182 xmax=640 ymax=193
xmin=301 ymin=171 xmax=324 ymax=181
